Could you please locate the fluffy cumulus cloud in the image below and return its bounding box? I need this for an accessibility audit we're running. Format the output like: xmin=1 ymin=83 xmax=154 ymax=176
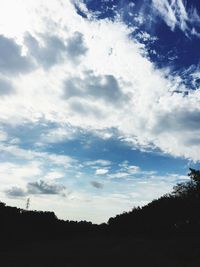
xmin=24 ymin=31 xmax=87 ymax=68
xmin=63 ymin=72 xmax=127 ymax=105
xmin=0 ymin=35 xmax=34 ymax=75
xmin=0 ymin=0 xmax=197 ymax=160
xmin=0 ymin=0 xmax=199 ymax=222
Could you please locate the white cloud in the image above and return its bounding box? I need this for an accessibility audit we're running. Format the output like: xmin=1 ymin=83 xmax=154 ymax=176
xmin=0 ymin=0 xmax=199 ymax=164
xmin=44 ymin=171 xmax=65 ymax=180
xmin=108 ymin=172 xmax=130 ymax=179
xmin=0 ymin=0 xmax=198 ymax=162
xmin=63 ymin=72 xmax=127 ymax=105
xmin=24 ymin=31 xmax=87 ymax=68
xmin=85 ymin=160 xmax=111 ymax=167
xmin=119 ymin=161 xmax=141 ymax=174
xmin=153 ymin=0 xmax=183 ymax=31
xmin=92 ymin=129 xmax=114 ymax=140
xmin=127 ymin=165 xmax=141 ymax=174
xmin=0 ymin=143 xmax=75 ymax=167
xmin=0 ymin=161 xmax=42 ymax=189
xmin=41 ymin=127 xmax=76 ymax=143
xmin=95 ymin=168 xmax=109 ymax=175
xmin=0 ymin=34 xmax=34 ymax=75
xmin=0 ymin=142 xmax=77 ymax=197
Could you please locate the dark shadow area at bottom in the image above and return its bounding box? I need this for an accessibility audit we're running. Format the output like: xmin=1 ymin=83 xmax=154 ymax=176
xmin=1 ymin=236 xmax=200 ymax=267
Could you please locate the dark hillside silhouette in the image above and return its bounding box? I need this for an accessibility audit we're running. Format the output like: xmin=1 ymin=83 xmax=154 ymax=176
xmin=108 ymin=168 xmax=200 ymax=236
xmin=1 ymin=169 xmax=200 ymax=266
xmin=0 ymin=202 xmax=99 ymax=243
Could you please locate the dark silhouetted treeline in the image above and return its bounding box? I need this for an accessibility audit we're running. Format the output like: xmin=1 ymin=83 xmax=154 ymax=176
xmin=1 ymin=169 xmax=200 ymax=242
xmin=1 ymin=169 xmax=200 ymax=266
xmin=108 ymin=168 xmax=200 ymax=237
xmin=0 ymin=202 xmax=102 ymax=243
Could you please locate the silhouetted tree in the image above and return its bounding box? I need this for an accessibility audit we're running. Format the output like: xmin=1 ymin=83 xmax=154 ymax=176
xmin=172 ymin=168 xmax=200 ymax=198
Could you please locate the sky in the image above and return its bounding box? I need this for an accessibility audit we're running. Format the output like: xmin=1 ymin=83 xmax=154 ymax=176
xmin=0 ymin=0 xmax=199 ymax=223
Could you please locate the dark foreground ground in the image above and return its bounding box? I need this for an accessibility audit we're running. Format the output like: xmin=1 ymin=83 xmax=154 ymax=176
xmin=1 ymin=236 xmax=200 ymax=267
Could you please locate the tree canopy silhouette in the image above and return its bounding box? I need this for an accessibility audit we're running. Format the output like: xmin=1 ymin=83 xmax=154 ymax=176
xmin=108 ymin=169 xmax=200 ymax=236
xmin=172 ymin=168 xmax=200 ymax=198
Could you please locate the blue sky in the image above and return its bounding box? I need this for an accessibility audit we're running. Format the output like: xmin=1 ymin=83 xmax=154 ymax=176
xmin=0 ymin=0 xmax=199 ymax=223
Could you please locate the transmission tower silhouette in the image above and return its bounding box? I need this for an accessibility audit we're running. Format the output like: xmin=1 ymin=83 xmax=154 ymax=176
xmin=26 ymin=198 xmax=30 ymax=210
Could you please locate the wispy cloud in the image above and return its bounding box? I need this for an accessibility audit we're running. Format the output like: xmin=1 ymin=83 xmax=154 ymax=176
xmin=0 ymin=143 xmax=75 ymax=167
xmin=152 ymin=0 xmax=200 ymax=37
xmin=85 ymin=160 xmax=111 ymax=167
